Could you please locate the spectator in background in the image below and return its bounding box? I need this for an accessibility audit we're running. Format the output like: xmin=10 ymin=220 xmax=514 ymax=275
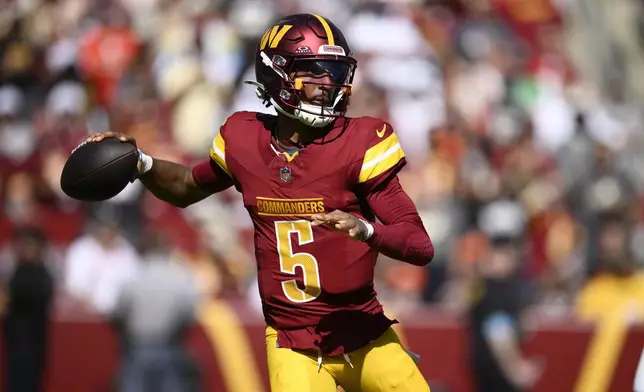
xmin=63 ymin=209 xmax=139 ymax=314
xmin=2 ymin=227 xmax=54 ymax=392
xmin=77 ymin=3 xmax=140 ymax=108
xmin=112 ymin=251 xmax=200 ymax=392
xmin=469 ymin=236 xmax=542 ymax=392
xmin=575 ymin=216 xmax=644 ymax=322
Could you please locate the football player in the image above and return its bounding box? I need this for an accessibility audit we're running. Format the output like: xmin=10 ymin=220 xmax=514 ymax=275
xmin=88 ymin=13 xmax=434 ymax=392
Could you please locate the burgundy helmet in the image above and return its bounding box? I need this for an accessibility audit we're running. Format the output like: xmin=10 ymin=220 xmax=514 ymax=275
xmin=246 ymin=14 xmax=357 ymax=127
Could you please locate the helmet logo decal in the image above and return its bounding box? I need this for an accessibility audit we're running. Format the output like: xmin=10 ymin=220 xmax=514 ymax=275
xmin=295 ymin=46 xmax=312 ymax=54
xmin=260 ymin=25 xmax=293 ymax=50
xmin=318 ymin=45 xmax=346 ymax=56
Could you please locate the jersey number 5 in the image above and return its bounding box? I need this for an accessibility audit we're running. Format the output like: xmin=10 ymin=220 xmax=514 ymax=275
xmin=275 ymin=220 xmax=321 ymax=303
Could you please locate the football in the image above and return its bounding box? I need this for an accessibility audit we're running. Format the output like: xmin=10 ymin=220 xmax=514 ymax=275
xmin=60 ymin=138 xmax=139 ymax=202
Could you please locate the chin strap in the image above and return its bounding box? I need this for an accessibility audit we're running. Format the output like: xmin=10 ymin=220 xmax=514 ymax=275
xmin=242 ymin=80 xmax=307 ymax=122
xmin=243 ymin=79 xmax=337 ymax=127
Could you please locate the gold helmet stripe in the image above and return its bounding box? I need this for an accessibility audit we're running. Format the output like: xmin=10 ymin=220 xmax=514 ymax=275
xmin=311 ymin=14 xmax=335 ymax=46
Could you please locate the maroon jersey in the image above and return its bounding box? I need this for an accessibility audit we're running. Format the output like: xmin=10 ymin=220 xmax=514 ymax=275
xmin=199 ymin=111 xmax=408 ymax=355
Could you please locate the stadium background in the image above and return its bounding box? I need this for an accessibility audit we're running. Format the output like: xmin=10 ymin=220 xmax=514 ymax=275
xmin=1 ymin=0 xmax=644 ymax=391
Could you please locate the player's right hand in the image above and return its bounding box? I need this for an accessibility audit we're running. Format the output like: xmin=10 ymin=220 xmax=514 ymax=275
xmin=83 ymin=131 xmax=142 ymax=177
xmin=86 ymin=131 xmax=137 ymax=148
xmin=512 ymin=358 xmax=544 ymax=389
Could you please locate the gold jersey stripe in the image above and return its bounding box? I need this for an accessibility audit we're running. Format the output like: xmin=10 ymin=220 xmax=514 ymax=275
xmin=199 ymin=300 xmax=265 ymax=392
xmin=210 ymin=132 xmax=231 ymax=176
xmin=359 ymin=147 xmax=405 ymax=183
xmin=258 ymin=213 xmax=317 ymax=217
xmin=359 ymin=133 xmax=405 ymax=183
xmin=311 ymin=14 xmax=335 ymax=46
xmin=363 ymin=132 xmax=399 ymax=164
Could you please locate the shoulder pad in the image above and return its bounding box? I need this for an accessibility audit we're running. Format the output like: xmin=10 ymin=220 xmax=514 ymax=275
xmin=208 ymin=112 xmax=252 ymax=177
xmin=219 ymin=111 xmax=257 ymax=135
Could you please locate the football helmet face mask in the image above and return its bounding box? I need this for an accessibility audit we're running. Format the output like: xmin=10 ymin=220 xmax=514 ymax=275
xmin=247 ymin=14 xmax=357 ymax=127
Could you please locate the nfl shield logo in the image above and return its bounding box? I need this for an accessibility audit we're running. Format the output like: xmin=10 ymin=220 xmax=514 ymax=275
xmin=280 ymin=167 xmax=292 ymax=182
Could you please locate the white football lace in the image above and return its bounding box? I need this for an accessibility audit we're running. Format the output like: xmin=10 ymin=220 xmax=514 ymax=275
xmin=71 ymin=140 xmax=88 ymax=154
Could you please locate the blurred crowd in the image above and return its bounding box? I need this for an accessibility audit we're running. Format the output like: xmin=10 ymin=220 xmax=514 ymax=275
xmin=1 ymin=0 xmax=644 ymax=328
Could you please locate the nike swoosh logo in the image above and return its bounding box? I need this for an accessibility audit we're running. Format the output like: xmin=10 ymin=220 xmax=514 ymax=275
xmin=376 ymin=124 xmax=386 ymax=138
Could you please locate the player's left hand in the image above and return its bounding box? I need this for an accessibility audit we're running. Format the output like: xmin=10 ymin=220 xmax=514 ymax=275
xmin=310 ymin=210 xmax=370 ymax=241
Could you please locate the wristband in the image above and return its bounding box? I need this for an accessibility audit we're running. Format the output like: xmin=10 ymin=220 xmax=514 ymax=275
xmin=138 ymin=149 xmax=153 ymax=175
xmin=359 ymin=219 xmax=375 ymax=241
